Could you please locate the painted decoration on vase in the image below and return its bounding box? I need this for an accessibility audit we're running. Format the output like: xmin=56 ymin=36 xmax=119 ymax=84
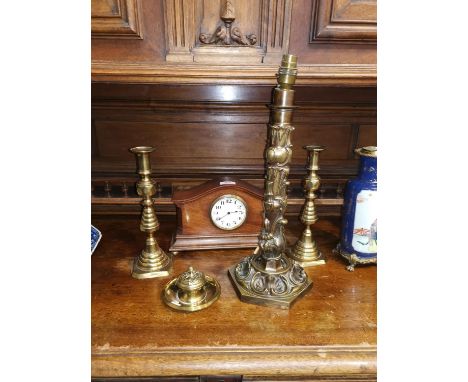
xmin=351 ymin=190 xmax=377 ymax=254
xmin=91 ymin=225 xmax=102 ymax=254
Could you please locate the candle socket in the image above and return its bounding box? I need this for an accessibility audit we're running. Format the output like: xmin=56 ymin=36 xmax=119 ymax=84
xmin=129 ymin=146 xmax=172 ymax=279
xmin=288 ymin=145 xmax=326 ymax=267
xmin=228 ymin=55 xmax=312 ymax=309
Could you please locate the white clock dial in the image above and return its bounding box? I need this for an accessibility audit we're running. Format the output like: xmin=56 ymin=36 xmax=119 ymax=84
xmin=210 ymin=194 xmax=248 ymax=230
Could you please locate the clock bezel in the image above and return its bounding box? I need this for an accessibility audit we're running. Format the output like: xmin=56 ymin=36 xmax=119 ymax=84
xmin=210 ymin=194 xmax=249 ymax=231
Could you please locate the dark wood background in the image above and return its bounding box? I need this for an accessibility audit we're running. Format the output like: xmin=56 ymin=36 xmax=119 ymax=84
xmin=91 ymin=3 xmax=377 ymax=380
xmin=91 ymin=0 xmax=376 ymax=217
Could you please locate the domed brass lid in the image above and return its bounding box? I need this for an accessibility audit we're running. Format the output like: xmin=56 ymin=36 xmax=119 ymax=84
xmin=355 ymin=146 xmax=377 ymax=157
xmin=175 ymin=267 xmax=206 ymax=291
xmin=163 ymin=267 xmax=221 ymax=312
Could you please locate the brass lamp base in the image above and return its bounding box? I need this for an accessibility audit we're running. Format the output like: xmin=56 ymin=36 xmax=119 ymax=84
xmin=228 ymin=254 xmax=312 ymax=309
xmin=132 ymin=252 xmax=173 ymax=279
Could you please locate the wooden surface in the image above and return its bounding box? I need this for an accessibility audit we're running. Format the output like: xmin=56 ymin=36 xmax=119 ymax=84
xmin=164 ymin=0 xmax=292 ymax=64
xmin=91 ymin=0 xmax=142 ymax=39
xmin=91 ymin=84 xmax=376 ymax=178
xmin=92 ymin=215 xmax=376 ymax=380
xmin=173 ymin=177 xmax=264 ymax=236
xmin=90 ymin=180 xmax=345 ymax=218
xmin=92 ymin=0 xmax=376 ymax=85
xmin=91 ymin=83 xmax=376 ymax=217
xmin=310 ymin=0 xmax=377 ymax=43
xmin=170 ymin=177 xmax=264 ymax=251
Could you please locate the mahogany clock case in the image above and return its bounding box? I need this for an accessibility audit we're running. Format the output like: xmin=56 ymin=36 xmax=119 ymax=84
xmin=170 ymin=177 xmax=264 ymax=252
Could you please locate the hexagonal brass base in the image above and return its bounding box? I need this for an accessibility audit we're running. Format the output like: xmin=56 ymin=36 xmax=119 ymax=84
xmin=131 ymin=255 xmax=173 ymax=279
xmin=228 ymin=265 xmax=312 ymax=309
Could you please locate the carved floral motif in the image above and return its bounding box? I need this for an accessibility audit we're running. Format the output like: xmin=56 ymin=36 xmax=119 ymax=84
xmin=199 ymin=0 xmax=257 ymax=46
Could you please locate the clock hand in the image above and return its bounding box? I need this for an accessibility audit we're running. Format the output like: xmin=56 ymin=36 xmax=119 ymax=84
xmin=216 ymin=211 xmax=241 ymax=221
xmin=216 ymin=212 xmax=230 ymax=221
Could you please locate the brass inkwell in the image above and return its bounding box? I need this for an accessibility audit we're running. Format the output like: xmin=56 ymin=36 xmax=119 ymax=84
xmin=228 ymin=54 xmax=312 ymax=309
xmin=163 ymin=267 xmax=221 ymax=312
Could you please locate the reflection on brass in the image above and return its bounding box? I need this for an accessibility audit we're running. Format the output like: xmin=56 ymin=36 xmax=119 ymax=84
xmin=228 ymin=54 xmax=312 ymax=309
xmin=129 ymin=146 xmax=172 ymax=279
xmin=163 ymin=267 xmax=221 ymax=312
xmin=288 ymin=145 xmax=326 ymax=267
xmin=199 ymin=0 xmax=257 ymax=46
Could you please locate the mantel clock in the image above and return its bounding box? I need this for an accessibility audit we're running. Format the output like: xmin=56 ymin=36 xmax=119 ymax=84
xmin=170 ymin=177 xmax=264 ymax=252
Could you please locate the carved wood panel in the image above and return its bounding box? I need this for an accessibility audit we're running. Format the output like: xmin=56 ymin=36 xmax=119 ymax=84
xmin=310 ymin=0 xmax=376 ymax=43
xmin=92 ymin=0 xmax=142 ymax=39
xmin=164 ymin=0 xmax=292 ymax=64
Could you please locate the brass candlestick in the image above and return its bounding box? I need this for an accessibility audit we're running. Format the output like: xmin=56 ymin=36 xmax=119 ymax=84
xmin=228 ymin=54 xmax=312 ymax=309
xmin=129 ymin=146 xmax=172 ymax=279
xmin=288 ymin=145 xmax=326 ymax=267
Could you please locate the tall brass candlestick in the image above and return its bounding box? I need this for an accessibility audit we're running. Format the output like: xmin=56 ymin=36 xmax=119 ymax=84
xmin=288 ymin=145 xmax=326 ymax=267
xmin=129 ymin=146 xmax=172 ymax=279
xmin=228 ymin=55 xmax=312 ymax=309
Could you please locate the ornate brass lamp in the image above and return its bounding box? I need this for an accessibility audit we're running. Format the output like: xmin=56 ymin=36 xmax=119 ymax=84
xmin=228 ymin=54 xmax=312 ymax=309
xmin=129 ymin=146 xmax=172 ymax=279
xmin=287 ymin=145 xmax=326 ymax=267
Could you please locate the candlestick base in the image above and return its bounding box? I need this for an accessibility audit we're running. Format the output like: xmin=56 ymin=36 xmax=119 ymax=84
xmin=131 ymin=250 xmax=173 ymax=279
xmin=288 ymin=229 xmax=326 ymax=267
xmin=228 ymin=253 xmax=312 ymax=309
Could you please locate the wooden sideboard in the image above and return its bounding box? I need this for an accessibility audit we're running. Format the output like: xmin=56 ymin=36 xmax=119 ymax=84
xmin=91 ymin=83 xmax=376 ymax=217
xmin=91 ymin=215 xmax=376 ymax=381
xmin=91 ymin=0 xmax=376 ymax=83
xmin=91 ymin=0 xmax=377 ymax=218
xmin=91 ymin=1 xmax=377 ymax=380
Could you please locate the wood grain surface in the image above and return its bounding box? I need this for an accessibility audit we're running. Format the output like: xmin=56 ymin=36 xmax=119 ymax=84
xmin=92 ymin=0 xmax=376 ymax=85
xmin=91 ymin=215 xmax=376 ymax=379
xmin=91 ymin=83 xmax=376 ymax=199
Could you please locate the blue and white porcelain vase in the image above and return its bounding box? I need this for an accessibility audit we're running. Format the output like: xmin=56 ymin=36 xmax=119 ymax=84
xmin=336 ymin=146 xmax=377 ymax=271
